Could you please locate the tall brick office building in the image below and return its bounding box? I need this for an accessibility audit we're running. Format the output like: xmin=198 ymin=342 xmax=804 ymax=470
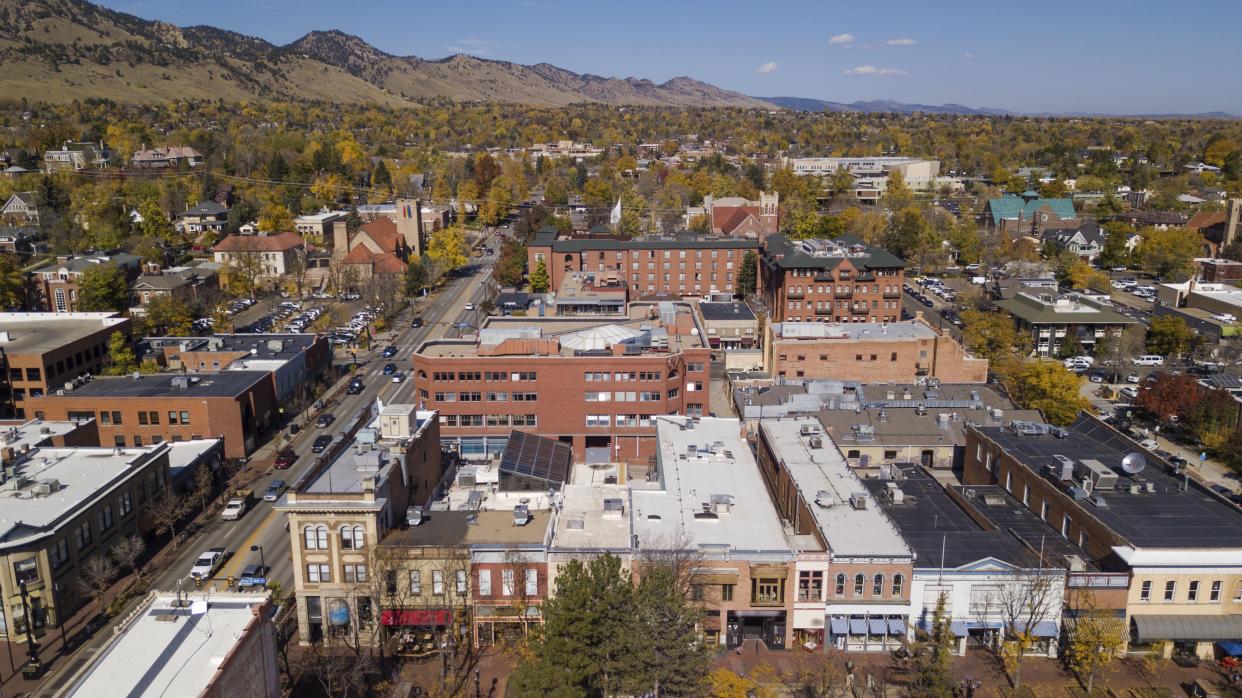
xmin=760 ymin=234 xmax=906 ymax=324
xmin=527 ymin=228 xmax=757 ymax=299
xmin=411 ymin=302 xmax=711 ymax=461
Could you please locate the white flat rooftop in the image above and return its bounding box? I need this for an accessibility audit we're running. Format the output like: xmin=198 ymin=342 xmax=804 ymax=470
xmin=759 ymin=418 xmax=911 ymax=560
xmin=551 ymin=483 xmax=632 ymax=552
xmin=773 ymin=321 xmax=934 ymax=341
xmin=632 ymin=416 xmax=794 ymax=556
xmin=0 ymin=444 xmax=166 ymax=550
xmin=0 ymin=419 xmax=83 ymax=453
xmin=68 ymin=593 xmax=270 ymax=698
xmin=165 ymin=438 xmax=223 ymax=479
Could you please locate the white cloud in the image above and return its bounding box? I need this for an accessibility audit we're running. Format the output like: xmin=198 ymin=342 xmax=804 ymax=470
xmin=886 ymin=38 xmax=917 ymax=46
xmin=829 ymin=33 xmax=855 ymax=46
xmin=445 ymin=38 xmax=497 ymax=55
xmin=962 ymin=52 xmax=975 ymax=59
xmin=843 ymin=65 xmax=907 ymax=77
xmin=756 ymin=61 xmax=779 ymax=75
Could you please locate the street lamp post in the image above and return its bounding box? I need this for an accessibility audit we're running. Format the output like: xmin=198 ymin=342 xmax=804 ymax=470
xmin=251 ymin=545 xmax=266 ymax=574
xmin=18 ymin=580 xmax=42 ymax=678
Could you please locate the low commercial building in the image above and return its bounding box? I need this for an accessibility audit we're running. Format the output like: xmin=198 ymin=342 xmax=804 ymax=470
xmin=697 ymin=301 xmax=759 ymax=350
xmin=276 ymin=406 xmax=441 ymax=645
xmin=412 ymin=302 xmax=712 ymax=462
xmin=546 ymin=271 xmax=628 ymax=315
xmin=765 ymin=319 xmax=988 ymax=383
xmin=862 ymin=465 xmax=1070 ymax=656
xmin=1157 ymin=280 xmax=1242 ymax=320
xmin=527 ymin=227 xmax=757 ymax=299
xmin=63 ymin=593 xmax=278 ymax=698
xmin=634 ymin=416 xmax=801 ymax=649
xmin=25 ymin=371 xmax=277 ymax=459
xmin=964 ymin=415 xmax=1242 ymax=658
xmin=994 ymin=291 xmax=1137 ymax=357
xmin=784 ymin=157 xmax=940 ymax=201
xmin=27 ymin=253 xmax=142 ymax=313
xmin=755 ymin=418 xmax=914 ymax=653
xmin=0 ymin=312 xmax=131 ymax=419
xmin=130 ymin=262 xmax=220 ymax=307
xmin=1197 ymin=258 xmax=1242 ymax=285
xmin=0 ymin=440 xmax=176 ymax=647
xmin=760 ymin=234 xmax=906 ymax=325
xmin=980 ymin=195 xmax=1079 ymax=237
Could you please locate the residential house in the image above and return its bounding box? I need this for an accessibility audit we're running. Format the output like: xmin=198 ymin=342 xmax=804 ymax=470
xmin=27 ymin=253 xmax=143 ymax=313
xmin=1041 ymin=223 xmax=1107 ymax=260
xmin=177 ymin=201 xmax=230 ymax=238
xmin=43 ymin=142 xmax=113 ymax=173
xmin=129 ymin=146 xmax=204 ymax=170
xmin=1 ymin=192 xmax=38 ymax=224
xmin=130 ymin=262 xmax=220 ymax=308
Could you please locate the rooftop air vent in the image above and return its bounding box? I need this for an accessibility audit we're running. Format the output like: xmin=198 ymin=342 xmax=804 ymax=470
xmin=814 ymin=490 xmax=835 ymax=508
xmin=800 ymin=423 xmax=820 ymax=436
xmin=407 ymin=506 xmax=424 ymax=526
xmin=513 ymin=504 xmax=531 ymax=526
xmin=849 ymin=492 xmax=869 ymax=510
xmin=602 ymin=498 xmax=624 ymax=518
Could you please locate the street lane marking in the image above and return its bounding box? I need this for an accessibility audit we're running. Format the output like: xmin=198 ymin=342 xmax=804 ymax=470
xmin=216 ymin=508 xmax=279 ymax=581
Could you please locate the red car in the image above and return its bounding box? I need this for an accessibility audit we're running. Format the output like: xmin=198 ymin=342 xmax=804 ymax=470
xmin=274 ymin=449 xmax=297 ymax=470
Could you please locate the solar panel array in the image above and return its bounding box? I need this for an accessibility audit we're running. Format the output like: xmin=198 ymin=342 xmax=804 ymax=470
xmin=499 ymin=431 xmax=571 ymax=485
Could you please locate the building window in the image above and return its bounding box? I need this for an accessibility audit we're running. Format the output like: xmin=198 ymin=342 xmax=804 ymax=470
xmin=306 ymin=564 xmax=330 ymax=583
xmin=721 ymin=584 xmax=734 ymax=601
xmin=892 ymin=574 xmax=904 ymax=597
xmin=304 ymin=525 xmax=328 ymax=550
xmin=13 ymin=558 xmax=38 ymax=585
xmin=74 ymin=521 xmax=92 ymax=550
xmin=456 ymin=570 xmax=468 ymax=595
xmin=429 ymin=570 xmax=444 ymax=595
xmin=1163 ymin=581 xmax=1176 ymax=602
xmin=340 ymin=525 xmax=365 ymax=549
xmin=1140 ymin=580 xmax=1152 ymax=602
xmin=409 ymin=571 xmax=421 ymax=594
xmin=1188 ymin=580 xmax=1200 ymax=603
xmin=502 ymin=569 xmax=515 ymax=596
xmin=1061 ymin=515 xmax=1070 ymax=538
xmin=168 ymin=411 xmax=179 ymax=425
xmin=180 ymin=411 xmax=190 ymax=425
xmin=479 ymin=570 xmax=492 ymax=596
xmin=1211 ymin=580 xmax=1223 ymax=602
xmin=97 ymin=504 xmax=113 ymax=531
xmin=344 ymin=564 xmax=367 ymax=583
xmin=873 ymin=573 xmax=885 ymax=596
xmin=751 ymin=578 xmax=784 ymax=605
xmin=835 ymin=574 xmax=846 ymax=596
xmin=50 ymin=538 xmax=70 ymax=569
xmin=854 ymin=574 xmax=865 ymax=597
xmin=798 ymin=571 xmax=824 ymax=602
xmin=525 ymin=569 xmax=538 ymax=596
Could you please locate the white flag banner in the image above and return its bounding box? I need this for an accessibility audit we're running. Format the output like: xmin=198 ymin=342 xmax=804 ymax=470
xmin=609 ymin=198 xmax=622 ymax=225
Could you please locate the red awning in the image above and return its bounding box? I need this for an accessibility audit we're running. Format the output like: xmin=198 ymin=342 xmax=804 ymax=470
xmin=740 ymin=337 xmax=754 ymax=346
xmin=381 ymin=609 xmax=451 ymax=627
xmin=708 ymin=337 xmax=721 ymax=347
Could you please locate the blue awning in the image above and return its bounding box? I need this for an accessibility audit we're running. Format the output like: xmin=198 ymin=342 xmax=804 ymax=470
xmin=829 ymin=617 xmax=848 ymax=635
xmin=1218 ymin=641 xmax=1242 ymax=657
xmin=849 ymin=619 xmax=868 ymax=635
xmin=1027 ymin=620 xmax=1059 ymax=638
xmin=967 ymin=621 xmax=1003 ymax=630
xmin=868 ymin=619 xmax=887 ymax=635
xmin=949 ymin=621 xmax=968 ymax=636
xmin=888 ymin=619 xmax=907 ymax=636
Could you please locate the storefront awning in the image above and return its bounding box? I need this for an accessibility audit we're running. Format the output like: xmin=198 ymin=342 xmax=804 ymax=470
xmin=1218 ymin=641 xmax=1242 ymax=657
xmin=830 ymin=617 xmax=848 ymax=635
xmin=381 ymin=609 xmax=451 ymax=627
xmin=868 ymin=619 xmax=887 ymax=635
xmin=690 ymin=567 xmax=739 ymax=584
xmin=848 ymin=619 xmax=868 ymax=635
xmin=749 ymin=564 xmax=788 ymax=578
xmin=708 ymin=337 xmax=721 ymax=347
xmin=888 ymin=619 xmax=907 ymax=636
xmin=949 ymin=621 xmax=968 ymax=637
xmin=1132 ymin=614 xmax=1242 ymax=642
xmin=1019 ymin=620 xmax=1059 ymax=638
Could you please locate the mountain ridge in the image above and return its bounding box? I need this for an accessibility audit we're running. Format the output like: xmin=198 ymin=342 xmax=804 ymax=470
xmin=0 ymin=0 xmax=772 ymax=108
xmin=761 ymin=95 xmax=1236 ymax=119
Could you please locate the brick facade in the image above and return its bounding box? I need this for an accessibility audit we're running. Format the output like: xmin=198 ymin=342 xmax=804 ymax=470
xmin=759 ymin=235 xmax=905 ymax=324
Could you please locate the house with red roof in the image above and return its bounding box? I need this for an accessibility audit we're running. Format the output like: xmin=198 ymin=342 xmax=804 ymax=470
xmin=335 ymin=217 xmax=410 ymax=283
xmin=702 ymin=192 xmax=780 ymax=240
xmin=212 ymin=232 xmax=307 ymax=290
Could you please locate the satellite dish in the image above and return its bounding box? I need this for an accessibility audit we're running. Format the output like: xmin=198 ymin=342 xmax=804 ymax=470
xmin=1121 ymin=452 xmax=1147 ymax=475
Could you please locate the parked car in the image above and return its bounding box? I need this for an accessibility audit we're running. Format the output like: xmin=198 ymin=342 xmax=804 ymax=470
xmin=312 ymin=435 xmax=333 ymax=454
xmin=315 ymin=413 xmax=336 ymax=428
xmin=238 ymin=564 xmax=270 ymax=590
xmin=1119 ymin=386 xmax=1140 ymax=400
xmin=264 ymin=479 xmax=287 ymax=502
xmin=190 ymin=548 xmax=228 ymax=580
xmin=1126 ymin=373 xmax=1141 ymax=383
xmin=274 ymin=448 xmax=297 ymax=470
xmin=1138 ymin=438 xmax=1159 ymax=452
xmin=1089 ymin=373 xmax=1105 ymax=383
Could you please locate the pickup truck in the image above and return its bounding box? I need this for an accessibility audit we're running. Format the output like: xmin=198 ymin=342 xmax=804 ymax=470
xmin=190 ymin=547 xmax=228 ymax=581
xmin=220 ymin=489 xmax=255 ymax=521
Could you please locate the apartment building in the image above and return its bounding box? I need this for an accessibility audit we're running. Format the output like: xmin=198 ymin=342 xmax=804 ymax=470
xmin=759 ymin=235 xmax=905 ymax=324
xmin=696 ymin=301 xmax=759 ymax=350
xmin=275 ymin=406 xmax=441 ymax=645
xmin=0 ymin=313 xmax=131 ymax=420
xmin=862 ymin=465 xmax=1070 ymax=656
xmin=994 ymin=291 xmax=1137 ymax=357
xmin=964 ymin=415 xmax=1242 ymax=658
xmin=213 ymin=233 xmax=306 ymax=290
xmin=755 ymin=418 xmax=914 ymax=653
xmin=783 ymin=157 xmax=940 ymax=202
xmin=411 ymin=302 xmax=712 ymax=462
xmin=25 ymin=371 xmax=277 ymax=459
xmin=765 ymin=319 xmax=988 ymax=384
xmin=0 ymin=438 xmax=181 ymax=646
xmin=527 ymin=228 xmax=757 ymax=298
xmin=27 ymin=253 xmax=143 ymax=313
xmin=634 ymin=416 xmax=801 ymax=649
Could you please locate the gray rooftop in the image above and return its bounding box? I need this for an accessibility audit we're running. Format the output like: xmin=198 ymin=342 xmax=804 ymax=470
xmin=64 ymin=371 xmax=268 ymax=399
xmin=379 ymin=509 xmax=552 ymax=548
xmin=29 ymin=253 xmax=142 ymax=275
xmin=0 ymin=313 xmax=127 ymax=356
xmin=995 ymin=292 xmax=1137 ymax=326
xmin=531 ymin=229 xmax=758 ymax=252
xmin=699 ymin=302 xmax=757 ymax=322
xmin=975 ymin=415 xmax=1242 ymax=549
xmin=138 ymin=333 xmax=319 ymax=361
xmin=762 ymin=233 xmax=905 ymax=271
xmin=772 ymin=320 xmax=936 ymax=342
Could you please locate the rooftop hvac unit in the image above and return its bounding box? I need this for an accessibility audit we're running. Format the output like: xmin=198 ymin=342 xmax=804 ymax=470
xmin=513 ymin=504 xmax=531 ymax=526
xmin=885 ymin=482 xmax=905 ymax=504
xmin=686 ymin=444 xmax=698 ymax=458
xmin=602 ymin=498 xmax=624 ymax=518
xmin=33 ymin=479 xmax=61 ymax=496
xmin=407 ymin=506 xmax=424 ymax=526
xmin=1052 ymin=455 xmax=1076 ymax=481
xmin=1128 ymin=483 xmax=1142 ymax=495
xmin=849 ymin=492 xmax=869 ymax=510
xmin=809 ymin=436 xmax=823 ymax=449
xmin=800 ymin=423 xmax=820 ymax=436
xmin=856 ymin=424 xmax=875 ymax=436
xmin=709 ymin=494 xmax=734 ymax=514
xmin=457 ymin=472 xmax=477 ymax=487
xmin=814 ymin=490 xmax=835 ymax=508
xmin=936 ymin=413 xmax=950 ymax=429
xmin=1076 ymin=459 xmax=1118 ymax=490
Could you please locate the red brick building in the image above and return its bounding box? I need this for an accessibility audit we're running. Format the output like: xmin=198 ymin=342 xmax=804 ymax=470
xmin=411 ymin=302 xmax=711 ymax=461
xmin=25 ymin=370 xmax=277 ymax=458
xmin=759 ymin=234 xmax=905 ymax=324
xmin=527 ymin=228 xmax=757 ymax=299
xmin=0 ymin=312 xmax=131 ymax=419
xmin=27 ymin=253 xmax=143 ymax=313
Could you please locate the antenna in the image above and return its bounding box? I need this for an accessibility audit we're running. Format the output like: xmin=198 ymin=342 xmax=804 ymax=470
xmin=1120 ymin=452 xmax=1146 ymax=475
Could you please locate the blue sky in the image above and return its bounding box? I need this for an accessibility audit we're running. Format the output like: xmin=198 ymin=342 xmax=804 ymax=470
xmin=103 ymin=0 xmax=1242 ymax=114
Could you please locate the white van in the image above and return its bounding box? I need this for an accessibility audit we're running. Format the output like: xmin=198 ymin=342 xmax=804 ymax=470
xmin=1132 ymin=355 xmax=1164 ymax=366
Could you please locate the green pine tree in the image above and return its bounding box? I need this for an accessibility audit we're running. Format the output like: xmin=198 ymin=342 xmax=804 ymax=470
xmin=737 ymin=251 xmax=758 ymax=297
xmin=623 ymin=561 xmax=711 ymax=697
xmin=909 ymin=592 xmax=957 ymax=697
xmin=530 ymin=258 xmax=550 ymax=293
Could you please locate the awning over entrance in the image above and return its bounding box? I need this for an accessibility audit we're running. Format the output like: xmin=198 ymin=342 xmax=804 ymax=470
xmin=888 ymin=619 xmax=907 ymax=636
xmin=868 ymin=619 xmax=887 ymax=635
xmin=1132 ymin=614 xmax=1242 ymax=642
xmin=690 ymin=567 xmax=740 ymax=584
xmin=830 ymin=618 xmax=848 ymax=635
xmin=849 ymin=619 xmax=868 ymax=635
xmin=381 ymin=609 xmax=451 ymax=627
xmin=1020 ymin=620 xmax=1059 ymax=638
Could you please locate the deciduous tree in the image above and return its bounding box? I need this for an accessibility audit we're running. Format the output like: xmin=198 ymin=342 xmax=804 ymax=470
xmin=960 ymin=309 xmax=1030 ymax=362
xmin=1147 ymin=315 xmax=1194 ymax=358
xmin=78 ymin=264 xmax=130 ymax=312
xmin=101 ymin=331 xmax=138 ymax=375
xmin=1000 ymin=360 xmax=1092 ymax=426
xmin=529 ymin=258 xmax=549 ymax=293
xmin=1064 ymin=589 xmax=1127 ymax=695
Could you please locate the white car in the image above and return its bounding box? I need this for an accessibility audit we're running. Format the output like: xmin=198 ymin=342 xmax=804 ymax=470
xmin=190 ymin=548 xmax=228 ymax=580
xmin=465 ymin=302 xmax=476 ymax=311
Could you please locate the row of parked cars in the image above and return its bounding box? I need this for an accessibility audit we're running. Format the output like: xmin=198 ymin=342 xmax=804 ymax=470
xmin=1110 ymin=277 xmax=1158 ymax=300
xmin=327 ymin=307 xmax=381 ymax=346
xmin=286 ymin=305 xmax=325 ymax=333
xmin=239 ymin=300 xmax=303 ymax=333
xmin=909 ymin=277 xmax=958 ymax=307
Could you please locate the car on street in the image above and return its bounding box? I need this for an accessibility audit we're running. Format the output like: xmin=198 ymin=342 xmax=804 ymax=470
xmin=274 ymin=448 xmax=297 ymax=470
xmin=238 ymin=564 xmax=270 ymax=590
xmin=1210 ymin=484 xmax=1235 ymax=498
xmin=1126 ymin=373 xmax=1141 ymax=383
xmin=190 ymin=548 xmax=228 ymax=581
xmin=391 ymin=372 xmax=406 ymax=383
xmin=311 ymin=435 xmax=333 ymax=454
xmin=381 ymin=345 xmax=398 ymax=358
xmin=221 ymin=498 xmax=249 ymax=520
xmin=315 ymin=413 xmax=336 ymax=428
xmin=264 ymin=479 xmax=287 ymax=502
xmin=382 ymin=363 xmax=397 ymax=375
xmin=412 ymin=317 xmax=424 ymax=328
xmin=347 ymin=377 xmax=365 ymax=395
xmin=465 ymin=302 xmax=476 ymax=311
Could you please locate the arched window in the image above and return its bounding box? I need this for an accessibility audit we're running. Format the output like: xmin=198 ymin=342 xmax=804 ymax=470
xmin=316 ymin=525 xmax=327 ymax=549
xmin=303 ymin=525 xmax=316 ymax=549
xmin=892 ymin=574 xmax=905 ymax=597
xmin=304 ymin=525 xmax=329 ymax=550
xmin=854 ymin=574 xmax=865 ymax=596
xmin=835 ymin=574 xmax=846 ymax=596
xmin=341 ymin=526 xmax=356 ymax=549
xmin=873 ymin=573 xmax=885 ymax=596
xmin=352 ymin=526 xmax=365 ymax=549
xmin=54 ymin=287 xmax=67 ymax=312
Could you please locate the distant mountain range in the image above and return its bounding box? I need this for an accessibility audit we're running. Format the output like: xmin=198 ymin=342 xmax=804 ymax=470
xmin=760 ymin=96 xmax=1236 ymax=119
xmin=0 ymin=0 xmax=769 ymax=107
